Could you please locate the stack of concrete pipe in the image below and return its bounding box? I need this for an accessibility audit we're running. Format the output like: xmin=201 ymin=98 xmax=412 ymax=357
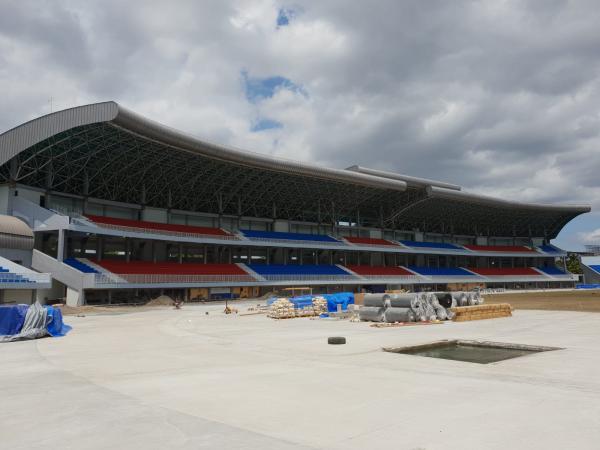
xmin=359 ymin=291 xmax=484 ymax=323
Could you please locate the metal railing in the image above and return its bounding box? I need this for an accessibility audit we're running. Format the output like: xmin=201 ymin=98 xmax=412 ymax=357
xmin=86 ymin=223 xmax=241 ymax=241
xmin=357 ymin=275 xmax=420 ymax=281
xmin=257 ymin=274 xmax=357 ymax=281
xmin=94 ymin=273 xmax=256 ymax=285
xmin=92 ymin=273 xmax=359 ymax=285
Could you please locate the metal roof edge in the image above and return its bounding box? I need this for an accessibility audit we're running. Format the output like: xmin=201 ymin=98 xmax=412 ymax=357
xmin=345 ymin=165 xmax=462 ymax=190
xmin=427 ymin=186 xmax=592 ymax=213
xmin=111 ymin=104 xmax=407 ymax=191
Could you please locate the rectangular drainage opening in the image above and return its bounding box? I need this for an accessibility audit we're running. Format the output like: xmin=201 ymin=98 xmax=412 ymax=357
xmin=383 ymin=340 xmax=561 ymax=364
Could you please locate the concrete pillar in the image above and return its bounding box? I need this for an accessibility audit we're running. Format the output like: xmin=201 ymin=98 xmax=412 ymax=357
xmin=178 ymin=244 xmax=183 ymax=263
xmin=57 ymin=229 xmax=65 ymax=262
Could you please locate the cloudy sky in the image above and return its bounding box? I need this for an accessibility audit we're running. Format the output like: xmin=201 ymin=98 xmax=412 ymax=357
xmin=1 ymin=0 xmax=599 ymax=249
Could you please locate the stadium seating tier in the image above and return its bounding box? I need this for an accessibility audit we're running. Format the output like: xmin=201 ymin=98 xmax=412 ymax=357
xmin=468 ymin=267 xmax=539 ymax=276
xmin=537 ymin=266 xmax=567 ymax=275
xmin=85 ymin=215 xmax=231 ymax=237
xmin=344 ymin=237 xmax=398 ymax=246
xmin=464 ymin=245 xmax=535 ymax=253
xmin=407 ymin=266 xmax=476 ymax=276
xmin=399 ymin=240 xmax=463 ymax=250
xmin=94 ymin=260 xmax=248 ymax=275
xmin=240 ymin=229 xmax=339 ymax=242
xmin=346 ymin=265 xmax=415 ymax=276
xmin=246 ymin=264 xmax=349 ymax=276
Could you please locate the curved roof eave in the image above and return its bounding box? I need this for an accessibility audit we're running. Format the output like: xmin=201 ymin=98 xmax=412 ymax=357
xmin=346 ymin=165 xmax=462 ymax=191
xmin=428 ymin=186 xmax=592 ymax=214
xmin=0 ymin=101 xmax=407 ymax=192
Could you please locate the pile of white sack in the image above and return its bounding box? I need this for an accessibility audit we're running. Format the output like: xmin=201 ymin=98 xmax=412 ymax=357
xmin=358 ymin=291 xmax=483 ymax=323
xmin=268 ymin=298 xmax=296 ymax=318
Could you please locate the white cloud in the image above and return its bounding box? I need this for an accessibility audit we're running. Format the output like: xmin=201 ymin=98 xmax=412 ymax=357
xmin=1 ymin=0 xmax=599 ymax=246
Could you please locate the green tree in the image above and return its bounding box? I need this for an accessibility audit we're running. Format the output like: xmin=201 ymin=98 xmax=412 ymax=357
xmin=565 ymin=253 xmax=581 ymax=274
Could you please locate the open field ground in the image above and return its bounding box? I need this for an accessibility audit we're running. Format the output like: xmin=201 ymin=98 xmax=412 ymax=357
xmin=2 ymin=302 xmax=600 ymax=450
xmin=486 ymin=289 xmax=600 ymax=312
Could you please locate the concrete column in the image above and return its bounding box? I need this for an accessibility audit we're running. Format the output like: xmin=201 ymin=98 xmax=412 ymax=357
xmin=57 ymin=229 xmax=65 ymax=262
xmin=178 ymin=244 xmax=183 ymax=263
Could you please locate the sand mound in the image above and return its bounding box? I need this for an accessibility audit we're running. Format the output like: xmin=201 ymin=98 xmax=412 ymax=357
xmin=146 ymin=295 xmax=174 ymax=306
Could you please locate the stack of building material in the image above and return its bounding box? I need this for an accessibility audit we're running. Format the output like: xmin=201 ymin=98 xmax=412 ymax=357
xmin=268 ymin=298 xmax=296 ymax=319
xmin=450 ymin=303 xmax=512 ymax=322
xmin=312 ymin=296 xmax=328 ymax=315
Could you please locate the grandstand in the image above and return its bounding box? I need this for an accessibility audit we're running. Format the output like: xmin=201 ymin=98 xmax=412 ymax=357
xmin=0 ymin=102 xmax=590 ymax=305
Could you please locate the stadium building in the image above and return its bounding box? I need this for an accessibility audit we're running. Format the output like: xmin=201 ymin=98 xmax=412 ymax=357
xmin=0 ymin=102 xmax=591 ymax=305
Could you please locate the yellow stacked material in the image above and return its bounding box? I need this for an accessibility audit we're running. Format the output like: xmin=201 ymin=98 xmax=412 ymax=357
xmin=450 ymin=303 xmax=512 ymax=322
xmin=312 ymin=296 xmax=328 ymax=315
xmin=268 ymin=298 xmax=296 ymax=319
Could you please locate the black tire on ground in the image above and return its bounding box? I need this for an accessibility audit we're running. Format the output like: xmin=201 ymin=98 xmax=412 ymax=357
xmin=328 ymin=336 xmax=346 ymax=345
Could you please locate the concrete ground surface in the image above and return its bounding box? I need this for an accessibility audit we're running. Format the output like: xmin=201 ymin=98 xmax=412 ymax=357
xmin=2 ymin=304 xmax=600 ymax=450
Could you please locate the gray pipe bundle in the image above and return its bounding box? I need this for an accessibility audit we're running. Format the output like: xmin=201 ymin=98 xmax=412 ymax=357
xmin=410 ymin=298 xmax=427 ymax=322
xmin=363 ymin=293 xmax=390 ymax=307
xmin=388 ymin=293 xmax=421 ymax=309
xmin=358 ymin=306 xmax=385 ymax=322
xmin=452 ymin=292 xmax=468 ymax=307
xmin=467 ymin=293 xmax=477 ymax=306
xmin=435 ymin=292 xmax=453 ymax=308
xmin=421 ymin=293 xmax=438 ymax=321
xmin=384 ymin=307 xmax=416 ymax=323
xmin=435 ymin=306 xmax=448 ymax=320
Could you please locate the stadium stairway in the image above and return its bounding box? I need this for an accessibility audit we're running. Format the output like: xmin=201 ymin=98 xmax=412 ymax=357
xmin=0 ymin=255 xmax=51 ymax=289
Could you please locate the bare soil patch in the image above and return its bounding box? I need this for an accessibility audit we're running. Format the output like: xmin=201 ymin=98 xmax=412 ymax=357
xmin=486 ymin=290 xmax=600 ymax=312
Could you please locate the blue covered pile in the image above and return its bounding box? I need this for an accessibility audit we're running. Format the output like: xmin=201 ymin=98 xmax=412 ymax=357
xmin=0 ymin=303 xmax=71 ymax=342
xmin=267 ymin=292 xmax=354 ymax=312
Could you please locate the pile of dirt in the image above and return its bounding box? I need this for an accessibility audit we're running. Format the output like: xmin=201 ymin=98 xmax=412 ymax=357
xmin=145 ymin=295 xmax=174 ymax=306
xmin=56 ymin=304 xmax=115 ymax=316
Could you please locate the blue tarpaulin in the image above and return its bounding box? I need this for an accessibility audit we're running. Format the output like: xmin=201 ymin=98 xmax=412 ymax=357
xmin=46 ymin=306 xmax=72 ymax=337
xmin=0 ymin=304 xmax=29 ymax=335
xmin=322 ymin=292 xmax=354 ymax=312
xmin=0 ymin=303 xmax=71 ymax=338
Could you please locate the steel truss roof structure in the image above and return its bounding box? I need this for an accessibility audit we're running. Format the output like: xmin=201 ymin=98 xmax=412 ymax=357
xmin=0 ymin=101 xmax=590 ymax=239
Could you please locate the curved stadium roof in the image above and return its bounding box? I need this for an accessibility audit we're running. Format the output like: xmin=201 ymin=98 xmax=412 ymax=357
xmin=0 ymin=101 xmax=590 ymax=239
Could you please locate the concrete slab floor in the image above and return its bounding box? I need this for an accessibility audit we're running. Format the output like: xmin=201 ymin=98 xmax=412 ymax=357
xmin=1 ymin=304 xmax=600 ymax=450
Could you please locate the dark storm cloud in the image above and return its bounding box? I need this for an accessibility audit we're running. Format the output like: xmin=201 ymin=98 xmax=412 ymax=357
xmin=1 ymin=0 xmax=599 ymax=245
